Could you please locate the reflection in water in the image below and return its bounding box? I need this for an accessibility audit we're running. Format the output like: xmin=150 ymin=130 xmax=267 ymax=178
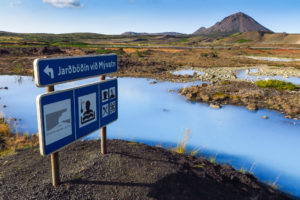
xmin=172 ymin=69 xmax=205 ymax=76
xmin=15 ymin=76 xmax=23 ymax=85
xmin=0 ymin=75 xmax=300 ymax=197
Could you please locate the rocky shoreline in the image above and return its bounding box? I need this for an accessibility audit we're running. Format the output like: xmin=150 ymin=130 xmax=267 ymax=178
xmin=179 ymin=80 xmax=300 ymax=119
xmin=161 ymin=65 xmax=300 ymax=83
xmin=0 ymin=140 xmax=295 ymax=199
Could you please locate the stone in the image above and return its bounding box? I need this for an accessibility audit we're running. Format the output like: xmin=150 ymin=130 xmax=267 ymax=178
xmin=184 ymin=75 xmax=192 ymax=78
xmin=181 ymin=88 xmax=188 ymax=94
xmin=186 ymin=93 xmax=193 ymax=100
xmin=247 ymin=104 xmax=258 ymax=111
xmin=201 ymin=95 xmax=210 ymax=102
xmin=210 ymin=103 xmax=221 ymax=109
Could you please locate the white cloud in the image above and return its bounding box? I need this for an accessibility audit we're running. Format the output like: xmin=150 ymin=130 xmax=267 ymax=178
xmin=43 ymin=0 xmax=82 ymax=8
xmin=10 ymin=0 xmax=21 ymax=7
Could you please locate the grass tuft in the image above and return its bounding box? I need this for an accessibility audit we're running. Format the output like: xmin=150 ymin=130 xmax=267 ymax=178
xmin=239 ymin=167 xmax=246 ymax=174
xmin=209 ymin=153 xmax=218 ymax=163
xmin=174 ymin=129 xmax=191 ymax=154
xmin=190 ymin=147 xmax=201 ymax=156
xmin=194 ymin=164 xmax=205 ymax=168
xmin=209 ymin=156 xmax=216 ymax=163
xmin=255 ymin=80 xmax=296 ymax=91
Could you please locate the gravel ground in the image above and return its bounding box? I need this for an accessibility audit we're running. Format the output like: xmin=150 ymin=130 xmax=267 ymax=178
xmin=0 ymin=140 xmax=295 ymax=200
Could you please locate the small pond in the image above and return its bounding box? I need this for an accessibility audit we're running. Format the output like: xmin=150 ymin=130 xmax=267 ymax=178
xmin=0 ymin=75 xmax=300 ymax=197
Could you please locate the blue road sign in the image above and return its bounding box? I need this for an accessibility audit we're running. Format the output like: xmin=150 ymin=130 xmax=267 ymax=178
xmin=36 ymin=79 xmax=118 ymax=155
xmin=34 ymin=54 xmax=118 ymax=87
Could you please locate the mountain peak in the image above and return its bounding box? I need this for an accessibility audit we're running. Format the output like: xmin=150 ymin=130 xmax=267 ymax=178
xmin=194 ymin=12 xmax=272 ymax=35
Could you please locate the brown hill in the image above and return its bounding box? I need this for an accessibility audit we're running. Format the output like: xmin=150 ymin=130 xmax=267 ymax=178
xmin=122 ymin=32 xmax=185 ymax=36
xmin=218 ymin=31 xmax=300 ymax=44
xmin=194 ymin=12 xmax=272 ymax=35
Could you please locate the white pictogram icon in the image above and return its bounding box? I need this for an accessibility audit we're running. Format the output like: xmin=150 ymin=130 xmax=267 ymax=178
xmin=110 ymin=101 xmax=116 ymax=114
xmin=109 ymin=87 xmax=116 ymax=99
xmin=44 ymin=65 xmax=54 ymax=79
xmin=102 ymin=89 xmax=108 ymax=103
xmin=102 ymin=104 xmax=109 ymax=118
xmin=78 ymin=93 xmax=97 ymax=128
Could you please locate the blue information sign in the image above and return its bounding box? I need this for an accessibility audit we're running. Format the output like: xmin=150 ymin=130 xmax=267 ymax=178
xmin=34 ymin=54 xmax=118 ymax=87
xmin=36 ymin=79 xmax=118 ymax=155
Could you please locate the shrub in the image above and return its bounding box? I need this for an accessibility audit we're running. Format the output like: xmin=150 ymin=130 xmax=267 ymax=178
xmin=255 ymin=80 xmax=296 ymax=91
xmin=136 ymin=50 xmax=143 ymax=58
xmin=201 ymin=51 xmax=218 ymax=58
xmin=236 ymin=39 xmax=252 ymax=43
xmin=96 ymin=48 xmax=125 ymax=55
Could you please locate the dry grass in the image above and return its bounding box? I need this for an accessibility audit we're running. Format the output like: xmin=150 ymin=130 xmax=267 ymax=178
xmin=174 ymin=129 xmax=191 ymax=154
xmin=0 ymin=119 xmax=39 ymax=157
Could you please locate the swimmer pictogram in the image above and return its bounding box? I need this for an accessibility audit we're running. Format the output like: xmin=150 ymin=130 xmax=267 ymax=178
xmin=78 ymin=92 xmax=97 ymax=128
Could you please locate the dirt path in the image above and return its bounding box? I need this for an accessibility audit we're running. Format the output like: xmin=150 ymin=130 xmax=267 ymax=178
xmin=0 ymin=140 xmax=294 ymax=200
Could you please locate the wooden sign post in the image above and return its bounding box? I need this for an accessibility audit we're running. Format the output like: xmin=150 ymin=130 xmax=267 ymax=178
xmin=100 ymin=75 xmax=107 ymax=154
xmin=47 ymin=85 xmax=60 ymax=186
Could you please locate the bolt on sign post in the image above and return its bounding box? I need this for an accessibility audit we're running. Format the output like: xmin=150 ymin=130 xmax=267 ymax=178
xmin=34 ymin=54 xmax=118 ymax=186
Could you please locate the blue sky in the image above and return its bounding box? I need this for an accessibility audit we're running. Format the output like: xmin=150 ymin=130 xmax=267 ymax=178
xmin=0 ymin=0 xmax=299 ymax=34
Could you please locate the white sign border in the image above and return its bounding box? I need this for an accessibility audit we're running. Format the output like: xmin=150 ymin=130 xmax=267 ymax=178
xmin=34 ymin=54 xmax=118 ymax=87
xmin=36 ymin=78 xmax=118 ymax=155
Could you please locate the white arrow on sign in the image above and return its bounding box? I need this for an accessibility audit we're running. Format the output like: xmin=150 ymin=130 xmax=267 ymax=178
xmin=44 ymin=65 xmax=54 ymax=79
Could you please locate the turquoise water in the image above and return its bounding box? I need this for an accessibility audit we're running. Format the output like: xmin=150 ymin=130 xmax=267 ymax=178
xmin=0 ymin=75 xmax=300 ymax=197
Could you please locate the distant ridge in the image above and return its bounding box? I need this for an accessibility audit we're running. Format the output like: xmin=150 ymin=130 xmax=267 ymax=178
xmin=194 ymin=12 xmax=272 ymax=35
xmin=122 ymin=32 xmax=185 ymax=36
